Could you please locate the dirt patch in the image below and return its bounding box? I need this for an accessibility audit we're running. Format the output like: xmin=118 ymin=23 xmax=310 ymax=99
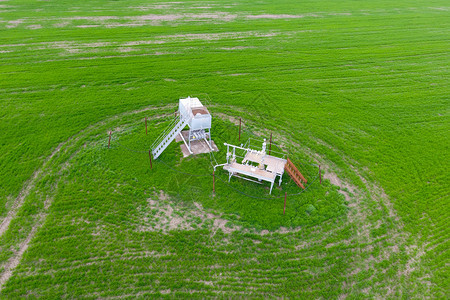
xmin=0 ymin=226 xmax=37 ymax=289
xmin=128 ymin=12 xmax=237 ymax=22
xmin=429 ymin=7 xmax=449 ymax=11
xmin=198 ymin=280 xmax=214 ymax=286
xmin=323 ymin=171 xmax=356 ymax=194
xmin=130 ymin=5 xmax=174 ymax=11
xmin=159 ymin=190 xmax=168 ymax=200
xmin=49 ymin=12 xmax=238 ymax=29
xmin=123 ymin=40 xmax=165 ymax=46
xmin=246 ymin=14 xmax=304 ymax=19
xmin=76 ymin=25 xmax=100 ymax=28
xmin=328 ymin=12 xmax=352 ymax=16
xmin=66 ymin=16 xmax=120 ymax=21
xmin=130 ymin=14 xmax=180 ymax=21
xmin=398 ymin=244 xmax=427 ymax=277
xmin=177 ymin=131 xmax=219 ymax=157
xmin=26 ymin=24 xmax=42 ymax=30
xmin=323 ymin=172 xmax=340 ymax=186
xmin=225 ymin=73 xmax=249 ymax=76
xmin=138 ymin=196 xmax=241 ymax=234
xmin=221 ymin=46 xmax=255 ymax=50
xmin=117 ymin=47 xmax=136 ymax=53
xmin=277 ymin=226 xmax=301 ymax=234
xmin=338 ymin=293 xmax=348 ymax=300
xmin=53 ymin=21 xmax=69 ymax=28
xmin=214 ymin=112 xmax=241 ymax=126
xmin=159 ymin=31 xmax=279 ymax=42
xmin=6 ymin=19 xmax=24 ymax=29
xmin=323 ymin=171 xmax=354 ymax=202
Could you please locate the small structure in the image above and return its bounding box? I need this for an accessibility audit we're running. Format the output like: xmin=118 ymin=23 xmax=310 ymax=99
xmin=151 ymin=97 xmax=213 ymax=159
xmin=178 ymin=97 xmax=212 ymax=155
xmin=214 ymin=140 xmax=287 ymax=194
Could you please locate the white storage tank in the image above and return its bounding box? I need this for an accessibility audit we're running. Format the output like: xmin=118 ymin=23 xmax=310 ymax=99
xmin=151 ymin=96 xmax=214 ymax=159
xmin=179 ymin=97 xmax=211 ymax=130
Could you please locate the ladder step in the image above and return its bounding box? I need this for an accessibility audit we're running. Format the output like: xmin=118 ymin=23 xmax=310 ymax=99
xmin=288 ymin=168 xmax=305 ymax=189
xmin=287 ymin=158 xmax=307 ymax=183
xmin=285 ymin=158 xmax=307 ymax=189
xmin=286 ymin=167 xmax=305 ymax=189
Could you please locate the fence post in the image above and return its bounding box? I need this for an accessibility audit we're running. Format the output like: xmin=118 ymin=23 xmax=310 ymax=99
xmin=269 ymin=132 xmax=272 ymax=155
xmin=149 ymin=150 xmax=153 ymax=169
xmin=238 ymin=118 xmax=241 ymax=141
xmin=319 ymin=165 xmax=322 ymax=184
xmin=108 ymin=131 xmax=111 ymax=148
xmin=284 ymin=192 xmax=287 ymax=215
xmin=213 ymin=170 xmax=215 ymax=194
xmin=145 ymin=117 xmax=147 ymax=135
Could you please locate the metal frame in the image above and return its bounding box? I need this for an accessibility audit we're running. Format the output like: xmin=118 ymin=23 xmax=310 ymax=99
xmin=151 ymin=97 xmax=213 ymax=159
xmin=214 ymin=142 xmax=287 ymax=194
xmin=179 ymin=97 xmax=213 ymax=154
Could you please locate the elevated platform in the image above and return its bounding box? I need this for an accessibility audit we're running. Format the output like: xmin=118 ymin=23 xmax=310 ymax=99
xmin=224 ymin=162 xmax=276 ymax=182
xmin=243 ymin=151 xmax=286 ymax=175
xmin=215 ymin=142 xmax=287 ymax=194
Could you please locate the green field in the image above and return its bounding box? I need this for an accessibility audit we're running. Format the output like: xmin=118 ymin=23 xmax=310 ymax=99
xmin=0 ymin=0 xmax=448 ymax=298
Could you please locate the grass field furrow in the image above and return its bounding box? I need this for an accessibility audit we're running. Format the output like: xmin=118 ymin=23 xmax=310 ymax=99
xmin=1 ymin=0 xmax=448 ymax=297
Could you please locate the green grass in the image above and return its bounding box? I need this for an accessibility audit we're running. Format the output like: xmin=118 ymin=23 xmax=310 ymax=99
xmin=0 ymin=0 xmax=448 ymax=298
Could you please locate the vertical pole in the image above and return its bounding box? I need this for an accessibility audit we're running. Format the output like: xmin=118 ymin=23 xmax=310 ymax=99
xmin=149 ymin=150 xmax=153 ymax=169
xmin=108 ymin=131 xmax=111 ymax=148
xmin=269 ymin=132 xmax=272 ymax=155
xmin=213 ymin=170 xmax=215 ymax=194
xmin=145 ymin=117 xmax=147 ymax=135
xmin=239 ymin=118 xmax=241 ymax=141
xmin=283 ymin=192 xmax=287 ymax=215
xmin=319 ymin=165 xmax=322 ymax=184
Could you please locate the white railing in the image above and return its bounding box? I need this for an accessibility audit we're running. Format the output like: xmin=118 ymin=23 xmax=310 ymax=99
xmin=151 ymin=114 xmax=191 ymax=159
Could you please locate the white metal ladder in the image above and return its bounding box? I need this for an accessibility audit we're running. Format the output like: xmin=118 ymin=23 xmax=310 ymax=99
xmin=151 ymin=115 xmax=190 ymax=159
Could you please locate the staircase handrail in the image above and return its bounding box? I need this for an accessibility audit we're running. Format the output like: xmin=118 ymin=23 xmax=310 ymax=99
xmin=151 ymin=114 xmax=192 ymax=159
xmin=150 ymin=116 xmax=179 ymax=149
xmin=150 ymin=114 xmax=188 ymax=150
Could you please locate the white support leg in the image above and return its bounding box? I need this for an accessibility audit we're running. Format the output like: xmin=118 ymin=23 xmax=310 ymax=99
xmin=204 ymin=134 xmax=213 ymax=150
xmin=188 ymin=130 xmax=192 ymax=153
xmin=180 ymin=131 xmax=193 ymax=154
xmin=209 ymin=128 xmax=212 ymax=145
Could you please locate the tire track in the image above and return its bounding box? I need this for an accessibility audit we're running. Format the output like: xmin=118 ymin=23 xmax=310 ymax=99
xmin=0 ymin=104 xmax=175 ymax=238
xmin=0 ymin=143 xmax=63 ymax=237
xmin=0 ymin=104 xmax=175 ymax=291
xmin=0 ymin=103 xmax=427 ymax=296
xmin=0 ymin=223 xmax=39 ymax=289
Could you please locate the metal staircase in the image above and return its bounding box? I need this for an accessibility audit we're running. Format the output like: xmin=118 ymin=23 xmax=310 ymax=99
xmin=151 ymin=115 xmax=190 ymax=159
xmin=284 ymin=158 xmax=307 ymax=189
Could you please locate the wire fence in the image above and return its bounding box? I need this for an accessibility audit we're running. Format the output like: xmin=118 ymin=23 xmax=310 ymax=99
xmin=108 ymin=114 xmax=322 ymax=201
xmin=210 ymin=149 xmax=320 ymax=200
xmin=156 ymin=157 xmax=212 ymax=178
xmin=115 ymin=140 xmax=149 ymax=153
